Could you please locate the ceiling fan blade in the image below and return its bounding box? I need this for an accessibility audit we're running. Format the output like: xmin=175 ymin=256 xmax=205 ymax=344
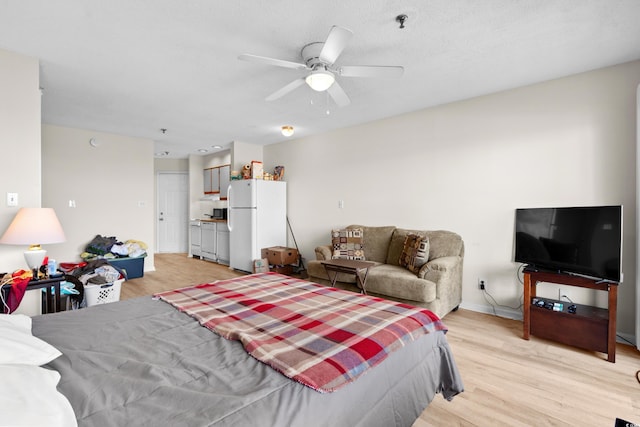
xmin=338 ymin=65 xmax=404 ymax=78
xmin=319 ymin=26 xmax=354 ymax=64
xmin=238 ymin=54 xmax=307 ymax=70
xmin=327 ymin=81 xmax=351 ymax=107
xmin=265 ymin=78 xmax=306 ymax=101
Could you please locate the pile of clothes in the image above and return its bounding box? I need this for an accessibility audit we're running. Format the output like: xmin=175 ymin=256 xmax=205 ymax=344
xmin=62 ymin=259 xmax=126 ymax=309
xmin=81 ymin=235 xmax=147 ymax=261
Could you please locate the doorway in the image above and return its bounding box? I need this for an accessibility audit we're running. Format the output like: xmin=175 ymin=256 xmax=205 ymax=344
xmin=157 ymin=172 xmax=189 ymax=253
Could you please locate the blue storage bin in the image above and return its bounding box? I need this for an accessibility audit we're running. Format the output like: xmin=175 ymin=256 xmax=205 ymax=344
xmin=107 ymin=256 xmax=145 ymax=279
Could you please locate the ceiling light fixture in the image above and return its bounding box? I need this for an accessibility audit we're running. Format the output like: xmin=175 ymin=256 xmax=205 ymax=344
xmin=305 ymin=67 xmax=335 ymax=92
xmin=211 ymin=145 xmax=223 ymax=149
xmin=281 ymin=126 xmax=294 ymax=137
xmin=198 ymin=148 xmax=209 ymax=153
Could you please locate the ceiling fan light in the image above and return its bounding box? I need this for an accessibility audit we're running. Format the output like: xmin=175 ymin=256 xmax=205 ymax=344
xmin=305 ymin=70 xmax=335 ymax=92
xmin=281 ymin=125 xmax=294 ymax=137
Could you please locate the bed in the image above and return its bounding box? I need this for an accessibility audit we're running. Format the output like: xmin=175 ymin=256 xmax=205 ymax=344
xmin=23 ymin=272 xmax=463 ymax=426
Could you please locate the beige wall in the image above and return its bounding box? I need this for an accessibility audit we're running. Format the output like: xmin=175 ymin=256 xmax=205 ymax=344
xmin=0 ymin=49 xmax=42 ymax=314
xmin=0 ymin=49 xmax=42 ymax=273
xmin=266 ymin=60 xmax=640 ymax=339
xmin=231 ymin=140 xmax=263 ymax=172
xmin=154 ymin=158 xmax=188 ymax=173
xmin=41 ymin=124 xmax=156 ymax=272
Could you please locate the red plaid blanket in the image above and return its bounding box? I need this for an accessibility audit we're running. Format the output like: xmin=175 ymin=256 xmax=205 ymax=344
xmin=155 ymin=272 xmax=447 ymax=393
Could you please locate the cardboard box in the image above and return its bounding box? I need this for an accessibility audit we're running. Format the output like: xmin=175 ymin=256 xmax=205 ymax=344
xmin=271 ymin=265 xmax=293 ymax=275
xmin=253 ymin=258 xmax=269 ymax=273
xmin=251 ymin=160 xmax=263 ymax=179
xmin=266 ymin=246 xmax=298 ymax=266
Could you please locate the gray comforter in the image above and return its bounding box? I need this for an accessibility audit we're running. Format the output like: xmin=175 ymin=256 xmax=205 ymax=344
xmin=32 ymin=296 xmax=463 ymax=427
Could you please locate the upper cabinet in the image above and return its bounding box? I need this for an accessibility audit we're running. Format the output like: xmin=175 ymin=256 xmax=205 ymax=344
xmin=203 ymin=168 xmax=214 ymax=194
xmin=204 ymin=164 xmax=230 ymax=199
xmin=219 ymin=164 xmax=230 ymax=199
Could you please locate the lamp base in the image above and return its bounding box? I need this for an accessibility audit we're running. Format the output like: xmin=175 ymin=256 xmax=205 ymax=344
xmin=24 ymin=248 xmax=46 ymax=280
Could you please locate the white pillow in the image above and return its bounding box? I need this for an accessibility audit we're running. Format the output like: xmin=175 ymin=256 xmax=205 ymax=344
xmin=0 ymin=364 xmax=77 ymax=427
xmin=0 ymin=314 xmax=62 ymax=365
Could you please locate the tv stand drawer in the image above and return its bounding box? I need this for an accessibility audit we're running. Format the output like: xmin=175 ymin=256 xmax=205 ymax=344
xmin=530 ymin=304 xmax=608 ymax=353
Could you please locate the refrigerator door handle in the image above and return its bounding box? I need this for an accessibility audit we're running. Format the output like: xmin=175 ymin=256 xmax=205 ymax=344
xmin=227 ymin=184 xmax=233 ymax=231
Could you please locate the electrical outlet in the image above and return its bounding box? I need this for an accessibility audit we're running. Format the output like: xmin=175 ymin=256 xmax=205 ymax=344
xmin=478 ymin=278 xmax=486 ymax=290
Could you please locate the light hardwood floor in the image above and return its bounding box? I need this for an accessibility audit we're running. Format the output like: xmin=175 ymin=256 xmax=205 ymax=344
xmin=123 ymin=254 xmax=640 ymax=427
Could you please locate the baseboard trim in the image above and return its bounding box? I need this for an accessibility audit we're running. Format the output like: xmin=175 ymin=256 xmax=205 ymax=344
xmin=459 ymin=301 xmax=522 ymax=320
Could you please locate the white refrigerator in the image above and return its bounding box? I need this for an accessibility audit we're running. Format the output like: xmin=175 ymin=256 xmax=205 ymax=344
xmin=227 ymin=179 xmax=287 ymax=272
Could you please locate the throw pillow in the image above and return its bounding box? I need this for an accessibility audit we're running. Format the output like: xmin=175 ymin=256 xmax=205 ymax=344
xmin=0 ymin=314 xmax=62 ymax=366
xmin=331 ymin=228 xmax=365 ymax=260
xmin=399 ymin=234 xmax=430 ymax=274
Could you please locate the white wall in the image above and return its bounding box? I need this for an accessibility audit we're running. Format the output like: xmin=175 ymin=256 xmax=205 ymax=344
xmin=154 ymin=158 xmax=188 ymax=173
xmin=0 ymin=49 xmax=43 ymax=314
xmin=266 ymin=60 xmax=640 ymax=339
xmin=41 ymin=124 xmax=156 ymax=272
xmin=0 ymin=49 xmax=42 ymax=272
xmin=231 ymin=140 xmax=263 ymax=173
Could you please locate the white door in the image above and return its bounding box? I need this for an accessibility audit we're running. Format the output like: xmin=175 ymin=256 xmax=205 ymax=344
xmin=157 ymin=172 xmax=189 ymax=253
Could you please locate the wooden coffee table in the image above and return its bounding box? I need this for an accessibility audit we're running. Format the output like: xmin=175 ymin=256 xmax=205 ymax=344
xmin=321 ymin=259 xmax=376 ymax=295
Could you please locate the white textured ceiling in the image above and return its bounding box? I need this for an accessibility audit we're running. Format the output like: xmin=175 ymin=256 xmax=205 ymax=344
xmin=1 ymin=1 xmax=640 ymax=158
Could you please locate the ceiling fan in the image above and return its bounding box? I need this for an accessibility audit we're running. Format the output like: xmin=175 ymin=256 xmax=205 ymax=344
xmin=238 ymin=25 xmax=404 ymax=107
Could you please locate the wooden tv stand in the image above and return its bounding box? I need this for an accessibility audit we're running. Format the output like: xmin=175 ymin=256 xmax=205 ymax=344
xmin=522 ymin=270 xmax=618 ymax=363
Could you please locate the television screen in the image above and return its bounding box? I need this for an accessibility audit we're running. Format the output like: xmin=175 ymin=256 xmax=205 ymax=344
xmin=514 ymin=205 xmax=622 ymax=282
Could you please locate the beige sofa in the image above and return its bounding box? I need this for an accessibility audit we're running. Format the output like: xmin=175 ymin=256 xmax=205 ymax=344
xmin=307 ymin=225 xmax=464 ymax=318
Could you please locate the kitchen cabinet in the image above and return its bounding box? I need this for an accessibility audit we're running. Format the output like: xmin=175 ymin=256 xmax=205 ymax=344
xmin=203 ymin=169 xmax=213 ymax=194
xmin=219 ymin=165 xmax=230 ymax=199
xmin=203 ymin=164 xmax=230 ymax=199
xmin=201 ymin=222 xmax=216 ymax=260
xmin=211 ymin=169 xmax=220 ymax=195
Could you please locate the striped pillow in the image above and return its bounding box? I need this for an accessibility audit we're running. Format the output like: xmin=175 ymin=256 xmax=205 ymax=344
xmin=399 ymin=234 xmax=429 ymax=273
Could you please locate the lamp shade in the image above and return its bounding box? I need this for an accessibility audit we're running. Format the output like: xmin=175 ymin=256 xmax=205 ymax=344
xmin=305 ymin=69 xmax=335 ymax=92
xmin=0 ymin=208 xmax=66 ymax=245
xmin=0 ymin=208 xmax=66 ymax=274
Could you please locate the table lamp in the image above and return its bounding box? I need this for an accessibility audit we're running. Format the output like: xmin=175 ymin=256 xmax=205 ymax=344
xmin=0 ymin=207 xmax=66 ymax=279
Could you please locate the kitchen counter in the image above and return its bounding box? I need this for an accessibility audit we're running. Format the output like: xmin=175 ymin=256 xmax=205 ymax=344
xmin=200 ymin=218 xmax=227 ymax=223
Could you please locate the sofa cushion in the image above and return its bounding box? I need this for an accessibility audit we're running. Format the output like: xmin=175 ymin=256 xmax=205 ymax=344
xmin=398 ymin=234 xmax=430 ymax=274
xmin=386 ymin=228 xmax=426 ymax=266
xmin=365 ymin=265 xmax=437 ymax=303
xmin=331 ymin=228 xmax=365 ymax=260
xmin=347 ymin=225 xmax=396 ymax=263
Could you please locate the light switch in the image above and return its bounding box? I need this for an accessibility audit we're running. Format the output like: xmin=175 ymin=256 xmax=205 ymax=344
xmin=7 ymin=192 xmax=18 ymax=207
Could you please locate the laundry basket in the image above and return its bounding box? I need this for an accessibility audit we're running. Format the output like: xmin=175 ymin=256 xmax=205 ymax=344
xmin=85 ymin=279 xmax=123 ymax=306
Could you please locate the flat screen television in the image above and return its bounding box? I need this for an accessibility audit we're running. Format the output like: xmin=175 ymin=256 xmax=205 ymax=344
xmin=514 ymin=205 xmax=623 ymax=282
